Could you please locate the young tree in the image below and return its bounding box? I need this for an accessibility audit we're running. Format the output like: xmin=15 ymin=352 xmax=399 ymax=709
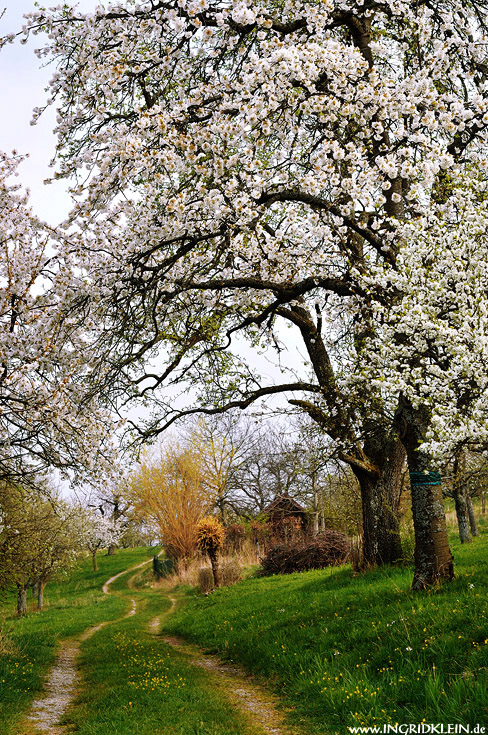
xmin=129 ymin=442 xmax=214 ymax=561
xmin=22 ymin=0 xmax=488 ymax=587
xmin=81 ymin=509 xmax=122 ymax=571
xmin=196 ymin=517 xmax=225 ymax=587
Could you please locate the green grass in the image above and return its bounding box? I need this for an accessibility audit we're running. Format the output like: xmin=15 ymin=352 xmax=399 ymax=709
xmin=166 ymin=520 xmax=488 ymax=734
xmin=65 ymin=581 xmax=266 ymax=735
xmin=2 ymin=522 xmax=488 ymax=735
xmin=0 ymin=546 xmax=157 ymax=734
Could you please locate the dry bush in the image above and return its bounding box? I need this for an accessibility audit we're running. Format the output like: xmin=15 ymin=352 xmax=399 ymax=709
xmin=198 ymin=567 xmax=215 ymax=593
xmin=196 ymin=517 xmax=225 ymax=555
xmin=196 ymin=517 xmax=225 ymax=586
xmin=220 ymin=558 xmax=242 ymax=586
xmin=260 ymin=530 xmax=351 ymax=576
xmin=224 ymin=523 xmax=246 ymax=554
xmin=161 ymin=544 xmax=255 ymax=590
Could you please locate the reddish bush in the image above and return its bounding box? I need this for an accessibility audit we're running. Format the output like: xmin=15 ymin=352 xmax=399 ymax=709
xmin=250 ymin=519 xmax=272 ymax=551
xmin=224 ymin=523 xmax=246 ymax=553
xmin=260 ymin=530 xmax=351 ymax=576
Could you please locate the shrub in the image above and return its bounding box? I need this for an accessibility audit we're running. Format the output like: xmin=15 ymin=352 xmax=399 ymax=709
xmin=220 ymin=559 xmax=242 ymax=586
xmin=196 ymin=517 xmax=225 ymax=586
xmin=224 ymin=523 xmax=246 ymax=554
xmin=260 ymin=530 xmax=351 ymax=576
xmin=250 ymin=519 xmax=272 ymax=552
xmin=198 ymin=567 xmax=215 ymax=594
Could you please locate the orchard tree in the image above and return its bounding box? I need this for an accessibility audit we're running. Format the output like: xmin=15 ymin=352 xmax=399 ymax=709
xmin=22 ymin=0 xmax=488 ymax=587
xmin=0 ymin=484 xmax=86 ymax=614
xmin=0 ymin=151 xmax=118 ymax=490
xmin=81 ymin=509 xmax=122 ymax=570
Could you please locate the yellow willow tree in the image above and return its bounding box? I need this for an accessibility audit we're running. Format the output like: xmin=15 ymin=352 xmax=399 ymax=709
xmin=129 ymin=443 xmax=215 ymax=562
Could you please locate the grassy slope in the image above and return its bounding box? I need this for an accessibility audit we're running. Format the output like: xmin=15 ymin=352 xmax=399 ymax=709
xmin=166 ymin=520 xmax=488 ymax=734
xmin=65 ymin=567 xmax=268 ymax=735
xmin=0 ymin=546 xmax=156 ymax=734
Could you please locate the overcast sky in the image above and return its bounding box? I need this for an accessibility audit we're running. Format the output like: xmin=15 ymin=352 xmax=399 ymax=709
xmin=0 ymin=1 xmax=99 ymax=222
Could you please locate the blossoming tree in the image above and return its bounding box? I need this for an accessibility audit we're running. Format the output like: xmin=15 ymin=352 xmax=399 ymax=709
xmin=21 ymin=0 xmax=488 ymax=587
xmin=81 ymin=509 xmax=123 ymax=570
xmin=0 ymin=151 xmax=118 ymax=488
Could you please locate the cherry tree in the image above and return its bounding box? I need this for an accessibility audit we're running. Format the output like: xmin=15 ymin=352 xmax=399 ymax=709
xmin=81 ymin=508 xmax=123 ymax=570
xmin=0 ymin=151 xmax=118 ymax=488
xmin=21 ymin=0 xmax=488 ymax=587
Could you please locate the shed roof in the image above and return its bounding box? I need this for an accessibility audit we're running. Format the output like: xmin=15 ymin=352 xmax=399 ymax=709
xmin=264 ymin=494 xmax=307 ymax=515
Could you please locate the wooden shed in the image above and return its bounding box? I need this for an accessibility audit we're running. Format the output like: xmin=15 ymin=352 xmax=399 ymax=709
xmin=264 ymin=494 xmax=310 ymax=543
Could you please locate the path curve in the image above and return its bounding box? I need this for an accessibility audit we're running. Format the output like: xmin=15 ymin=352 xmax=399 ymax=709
xmin=149 ymin=595 xmax=294 ymax=735
xmin=25 ymin=556 xmax=152 ymax=734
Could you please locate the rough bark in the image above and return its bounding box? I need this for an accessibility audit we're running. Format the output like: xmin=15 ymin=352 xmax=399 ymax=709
xmin=92 ymin=549 xmax=98 ymax=571
xmin=397 ymin=400 xmax=454 ymax=590
xmin=453 ymin=488 xmax=471 ymax=543
xmin=352 ymin=433 xmax=404 ymax=566
xmin=285 ymin=303 xmax=404 ymax=566
xmin=466 ymin=495 xmax=479 ymax=537
xmin=452 ymin=452 xmax=471 ymax=543
xmin=17 ymin=586 xmax=27 ymax=617
xmin=37 ymin=580 xmax=45 ymax=611
xmin=209 ymin=550 xmax=220 ymax=587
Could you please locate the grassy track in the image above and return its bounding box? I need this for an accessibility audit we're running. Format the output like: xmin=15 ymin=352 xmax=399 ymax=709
xmin=0 ymin=547 xmax=156 ymax=734
xmin=2 ymin=523 xmax=488 ymax=734
xmin=166 ymin=520 xmax=488 ymax=734
xmin=63 ymin=563 xmax=271 ymax=735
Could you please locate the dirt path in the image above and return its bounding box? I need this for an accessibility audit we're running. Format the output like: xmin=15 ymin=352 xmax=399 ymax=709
xmin=24 ymin=558 xmax=151 ymax=734
xmin=148 ymin=596 xmax=295 ymax=735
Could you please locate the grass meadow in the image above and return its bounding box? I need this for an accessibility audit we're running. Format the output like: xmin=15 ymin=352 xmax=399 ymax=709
xmin=166 ymin=518 xmax=488 ymax=734
xmin=0 ymin=546 xmax=155 ymax=734
xmin=0 ymin=518 xmax=487 ymax=734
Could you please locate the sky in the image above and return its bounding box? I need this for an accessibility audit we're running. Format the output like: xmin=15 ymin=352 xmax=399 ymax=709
xmin=0 ymin=1 xmax=98 ymax=222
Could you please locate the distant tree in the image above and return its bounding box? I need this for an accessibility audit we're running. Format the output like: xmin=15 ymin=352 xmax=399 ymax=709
xmin=187 ymin=413 xmax=256 ymax=524
xmin=0 ymin=484 xmax=85 ymax=614
xmin=129 ymin=442 xmax=214 ymax=561
xmin=81 ymin=509 xmax=122 ymax=571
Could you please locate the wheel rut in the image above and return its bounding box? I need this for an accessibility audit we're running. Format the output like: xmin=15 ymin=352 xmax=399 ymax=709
xmin=23 ymin=558 xmax=150 ymax=734
xmin=148 ymin=595 xmax=296 ymax=735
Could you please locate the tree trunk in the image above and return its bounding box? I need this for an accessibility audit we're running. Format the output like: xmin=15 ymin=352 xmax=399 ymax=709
xmin=452 ymin=452 xmax=471 ymax=543
xmin=352 ymin=434 xmax=405 ymax=566
xmin=312 ymin=472 xmax=319 ymax=536
xmin=37 ymin=580 xmax=45 ymax=611
xmin=92 ymin=550 xmax=98 ymax=571
xmin=453 ymin=487 xmax=471 ymax=543
xmin=17 ymin=586 xmax=27 ymax=617
xmin=466 ymin=495 xmax=479 ymax=537
xmin=397 ymin=400 xmax=454 ymax=590
xmin=209 ymin=550 xmax=220 ymax=587
xmin=107 ymin=544 xmax=117 ymax=556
